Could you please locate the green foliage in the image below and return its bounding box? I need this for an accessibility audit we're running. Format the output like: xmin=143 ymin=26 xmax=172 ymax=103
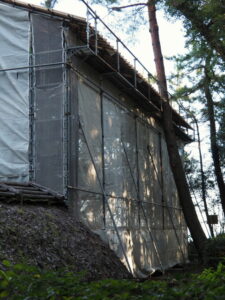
xmin=0 ymin=261 xmax=85 ymax=299
xmin=89 ymin=0 xmax=148 ymax=42
xmin=41 ymin=0 xmax=58 ymax=9
xmin=183 ymin=151 xmax=215 ymax=197
xmin=1 ymin=261 xmax=225 ymax=299
xmin=167 ymin=21 xmax=225 ymax=220
xmin=204 ymin=234 xmax=225 ymax=267
xmin=217 ymin=98 xmax=225 ymax=166
xmin=159 ymin=0 xmax=225 ymax=55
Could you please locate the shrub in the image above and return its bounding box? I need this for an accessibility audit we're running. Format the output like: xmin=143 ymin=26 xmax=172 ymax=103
xmin=204 ymin=234 xmax=225 ymax=267
xmin=1 ymin=260 xmax=225 ymax=299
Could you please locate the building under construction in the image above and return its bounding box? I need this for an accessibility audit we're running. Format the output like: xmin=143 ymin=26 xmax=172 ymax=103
xmin=0 ymin=0 xmax=191 ymax=277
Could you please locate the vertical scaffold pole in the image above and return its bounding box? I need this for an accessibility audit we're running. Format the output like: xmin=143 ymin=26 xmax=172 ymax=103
xmin=116 ymin=39 xmax=120 ymax=72
xmin=94 ymin=16 xmax=98 ymax=55
xmin=86 ymin=8 xmax=90 ymax=48
xmin=100 ymin=91 xmax=106 ymax=227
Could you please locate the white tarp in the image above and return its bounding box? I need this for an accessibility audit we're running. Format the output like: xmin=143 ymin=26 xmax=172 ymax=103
xmin=0 ymin=4 xmax=30 ymax=181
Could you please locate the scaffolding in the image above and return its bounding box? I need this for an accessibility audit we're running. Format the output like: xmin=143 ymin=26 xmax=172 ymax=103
xmin=0 ymin=0 xmax=189 ymax=277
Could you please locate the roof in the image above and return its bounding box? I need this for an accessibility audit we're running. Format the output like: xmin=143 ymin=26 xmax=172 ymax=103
xmin=0 ymin=0 xmax=192 ymax=136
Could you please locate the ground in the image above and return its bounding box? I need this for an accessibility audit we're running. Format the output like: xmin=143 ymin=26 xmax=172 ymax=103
xmin=1 ymin=202 xmax=225 ymax=299
xmin=0 ymin=203 xmax=131 ymax=281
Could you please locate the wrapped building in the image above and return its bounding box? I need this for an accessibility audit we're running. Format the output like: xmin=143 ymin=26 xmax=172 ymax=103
xmin=0 ymin=0 xmax=191 ymax=276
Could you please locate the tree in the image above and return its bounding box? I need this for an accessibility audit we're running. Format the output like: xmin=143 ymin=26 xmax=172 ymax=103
xmin=204 ymin=57 xmax=225 ymax=215
xmin=217 ymin=99 xmax=225 ymax=166
xmin=194 ymin=116 xmax=214 ymax=237
xmin=159 ymin=0 xmax=225 ymax=62
xmin=168 ymin=33 xmax=225 ymax=217
xmin=183 ymin=150 xmax=215 ymax=238
xmin=42 ymin=0 xmax=58 ymax=8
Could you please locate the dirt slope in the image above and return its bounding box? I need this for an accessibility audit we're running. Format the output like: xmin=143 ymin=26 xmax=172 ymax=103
xmin=0 ymin=203 xmax=131 ymax=280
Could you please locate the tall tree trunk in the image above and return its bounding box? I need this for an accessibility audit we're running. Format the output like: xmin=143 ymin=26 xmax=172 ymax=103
xmin=148 ymin=0 xmax=207 ymax=255
xmin=204 ymin=61 xmax=225 ymax=216
xmin=148 ymin=3 xmax=168 ymax=99
xmin=194 ymin=117 xmax=214 ymax=237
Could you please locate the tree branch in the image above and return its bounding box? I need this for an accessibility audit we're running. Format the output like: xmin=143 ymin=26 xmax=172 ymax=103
xmin=111 ymin=3 xmax=147 ymax=11
xmin=166 ymin=1 xmax=225 ymax=62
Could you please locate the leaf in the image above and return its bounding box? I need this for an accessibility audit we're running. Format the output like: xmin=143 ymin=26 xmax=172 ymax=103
xmin=0 ymin=280 xmax=9 ymax=288
xmin=0 ymin=291 xmax=9 ymax=298
xmin=0 ymin=271 xmax=8 ymax=281
xmin=13 ymin=263 xmax=25 ymax=271
xmin=2 ymin=260 xmax=11 ymax=268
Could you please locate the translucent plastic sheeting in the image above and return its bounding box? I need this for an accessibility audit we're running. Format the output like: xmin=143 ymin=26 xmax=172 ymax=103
xmin=67 ymin=69 xmax=78 ymax=189
xmin=102 ymin=98 xmax=170 ymax=275
xmin=161 ymin=137 xmax=182 ymax=229
xmin=78 ymin=79 xmax=103 ymax=192
xmin=0 ymin=4 xmax=29 ymax=181
xmin=103 ymin=96 xmax=137 ymax=200
xmin=31 ymin=14 xmax=64 ymax=193
xmin=31 ymin=14 xmax=63 ymax=83
xmin=137 ymin=120 xmax=163 ymax=230
xmin=77 ymin=79 xmax=104 ymax=229
xmin=77 ymin=191 xmax=104 ymax=230
xmin=105 ymin=198 xmax=139 ymax=229
xmin=108 ymin=226 xmax=187 ymax=277
xmin=75 ymin=70 xmax=187 ymax=275
xmin=106 ymin=227 xmax=161 ymax=276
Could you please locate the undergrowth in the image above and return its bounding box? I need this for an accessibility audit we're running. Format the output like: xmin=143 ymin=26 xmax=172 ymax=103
xmin=204 ymin=234 xmax=225 ymax=266
xmin=1 ymin=260 xmax=225 ymax=299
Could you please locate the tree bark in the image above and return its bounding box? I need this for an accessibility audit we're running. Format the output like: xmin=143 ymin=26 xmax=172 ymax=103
xmin=148 ymin=0 xmax=207 ymax=255
xmin=204 ymin=62 xmax=225 ymax=216
xmin=148 ymin=2 xmax=168 ymax=99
